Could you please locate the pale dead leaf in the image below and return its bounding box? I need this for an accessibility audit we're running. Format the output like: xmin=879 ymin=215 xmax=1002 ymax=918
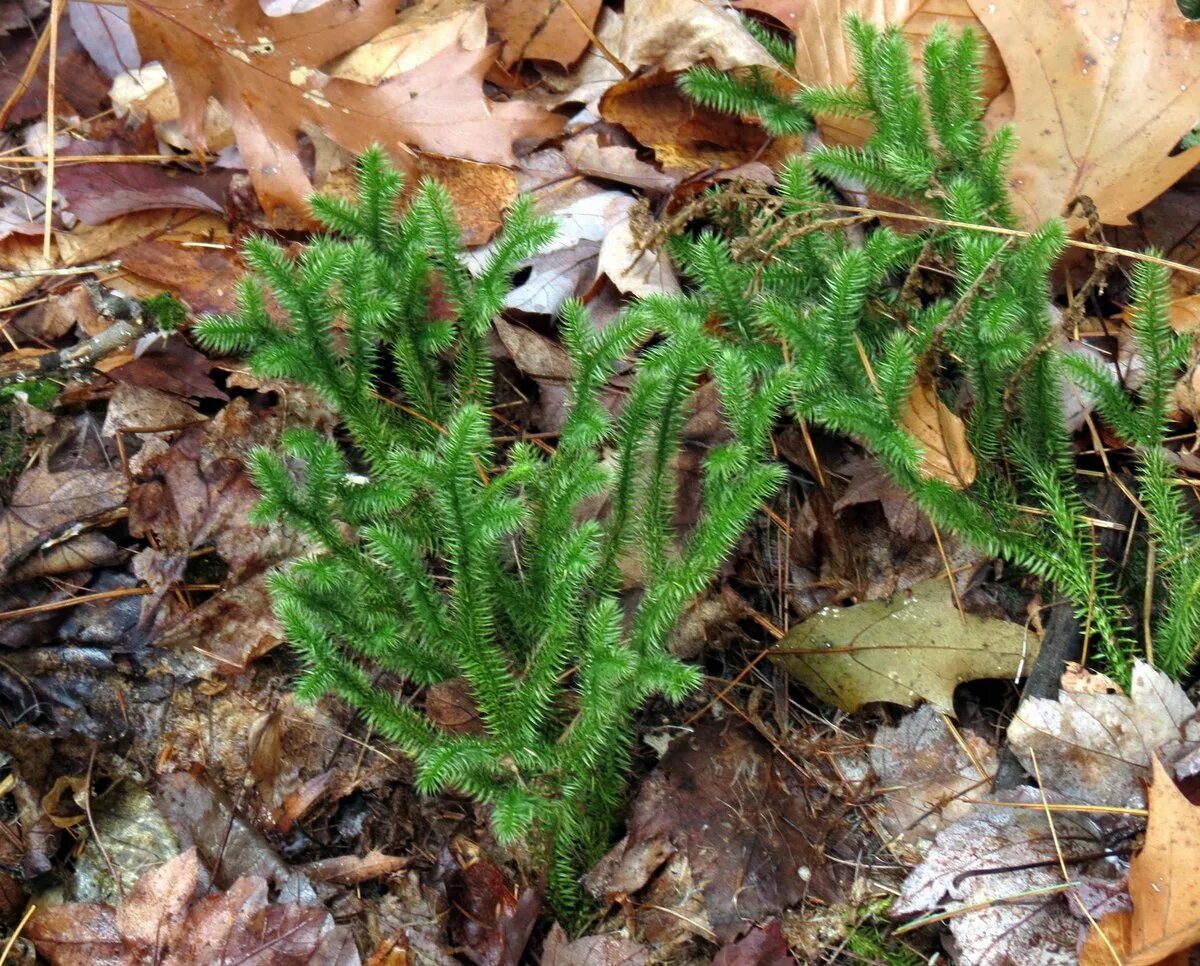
xmin=486 ymin=0 xmax=603 ymax=68
xmin=1007 ymin=661 xmax=1200 ymax=809
xmin=1127 ymin=758 xmax=1200 ymax=966
xmin=871 ymin=704 xmax=996 ymax=852
xmin=971 ymin=0 xmax=1200 ymax=228
xmin=772 ymin=578 xmax=1039 ymax=712
xmin=620 ymin=0 xmax=777 ymax=72
xmin=775 ymin=0 xmax=1005 ymax=147
xmin=531 ymin=8 xmax=625 ymax=112
xmin=597 ymin=211 xmax=681 ymax=297
xmin=329 ymin=0 xmax=487 ymax=83
xmin=901 ymin=378 xmax=977 ymax=489
xmin=562 ymin=130 xmax=680 ymax=193
xmin=894 ymin=788 xmax=1117 ymax=966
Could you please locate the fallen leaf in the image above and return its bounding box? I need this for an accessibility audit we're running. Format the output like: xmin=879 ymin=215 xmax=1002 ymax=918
xmin=600 ymin=70 xmax=780 ymax=175
xmin=101 ymin=383 xmax=205 ymax=438
xmin=400 ymin=155 xmax=517 ymax=247
xmin=562 ymin=130 xmax=680 ymax=193
xmin=530 ymin=8 xmax=625 ymax=112
xmin=871 ymin=703 xmax=996 ymax=852
xmin=0 ymin=461 xmax=127 ymax=579
xmin=541 ymin=923 xmax=651 ymax=966
xmin=620 ymin=0 xmax=776 ymax=73
xmin=597 ymin=207 xmax=682 ymax=297
xmin=303 ymin=850 xmax=409 ymax=886
xmin=773 ymin=578 xmax=1038 ymax=712
xmin=894 ymin=787 xmax=1120 ymax=966
xmin=769 ymin=0 xmax=1005 ymax=147
xmin=486 ymin=0 xmax=602 ymax=67
xmin=127 ymin=0 xmax=562 ymax=215
xmin=971 ymin=0 xmax=1200 ymax=227
xmin=833 ymin=457 xmax=932 ymax=541
xmin=585 ymin=718 xmax=837 ymax=944
xmin=1007 ymin=660 xmax=1200 ymax=809
xmin=67 ymin=1 xmax=139 ymax=78
xmin=900 ymin=378 xmax=977 ymax=489
xmin=1079 ymin=911 xmax=1135 ymax=966
xmin=1127 ymin=759 xmax=1200 ymax=965
xmin=443 ymin=838 xmax=540 ymax=966
xmin=55 ymin=138 xmax=231 ymax=224
xmin=26 ymin=902 xmax=123 ymax=966
xmin=711 ymin=921 xmax=795 ymax=965
xmin=109 ymin=63 xmax=237 ymax=153
xmin=116 ymin=849 xmax=202 ymax=961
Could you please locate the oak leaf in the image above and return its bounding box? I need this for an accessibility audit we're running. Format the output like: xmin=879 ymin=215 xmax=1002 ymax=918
xmin=126 ymin=0 xmax=562 ymax=215
xmin=970 ymin=0 xmax=1200 ymax=228
xmin=486 ymin=0 xmax=603 ymax=68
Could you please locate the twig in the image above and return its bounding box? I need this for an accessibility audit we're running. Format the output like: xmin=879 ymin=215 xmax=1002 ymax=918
xmin=83 ymin=749 xmax=123 ymax=900
xmin=0 ymin=260 xmax=119 ymax=282
xmin=42 ymin=0 xmax=64 ymax=263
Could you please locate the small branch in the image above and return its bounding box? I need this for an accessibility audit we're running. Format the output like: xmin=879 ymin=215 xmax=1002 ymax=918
xmin=0 ymin=260 xmax=120 ymax=282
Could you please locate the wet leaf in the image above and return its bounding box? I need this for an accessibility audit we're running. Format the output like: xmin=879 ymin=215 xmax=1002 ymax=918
xmin=27 ymin=902 xmax=123 ymax=966
xmin=541 ymin=923 xmax=651 ymax=966
xmin=772 ymin=578 xmax=1039 ymax=712
xmin=1007 ymin=661 xmax=1200 ymax=809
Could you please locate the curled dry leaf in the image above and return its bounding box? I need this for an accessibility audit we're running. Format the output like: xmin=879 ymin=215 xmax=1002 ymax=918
xmin=773 ymin=578 xmax=1037 ymax=712
xmin=970 ymin=0 xmax=1200 ymax=228
xmin=900 ymin=378 xmax=977 ymax=489
xmin=1125 ymin=758 xmax=1200 ymax=966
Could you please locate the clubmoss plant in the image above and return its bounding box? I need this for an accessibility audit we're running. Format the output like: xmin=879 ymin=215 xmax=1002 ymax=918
xmin=195 ymin=149 xmax=788 ymax=911
xmin=682 ymin=17 xmax=1199 ymax=681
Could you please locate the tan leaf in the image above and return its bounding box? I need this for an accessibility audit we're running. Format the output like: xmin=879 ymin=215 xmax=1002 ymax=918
xmin=329 ymin=0 xmax=487 ymax=83
xmin=620 ymin=0 xmax=777 ymax=73
xmin=127 ymin=0 xmax=562 ymax=216
xmin=771 ymin=578 xmax=1039 ymax=712
xmin=750 ymin=0 xmax=1006 ymax=147
xmin=1079 ymin=911 xmax=1133 ymax=966
xmin=1127 ymin=758 xmax=1200 ymax=966
xmin=486 ymin=0 xmax=603 ymax=68
xmin=970 ymin=0 xmax=1200 ymax=228
xmin=900 ymin=378 xmax=976 ymax=489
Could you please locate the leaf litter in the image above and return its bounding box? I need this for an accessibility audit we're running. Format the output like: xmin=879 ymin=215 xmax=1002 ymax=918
xmin=4 ymin=0 xmax=1200 ymax=963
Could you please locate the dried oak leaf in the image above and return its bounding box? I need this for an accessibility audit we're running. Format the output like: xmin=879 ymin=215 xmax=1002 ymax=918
xmin=970 ymin=0 xmax=1200 ymax=228
xmin=620 ymin=0 xmax=776 ymax=73
xmin=127 ymin=0 xmax=562 ymax=216
xmin=900 ymin=378 xmax=977 ymax=489
xmin=1126 ymin=758 xmax=1200 ymax=965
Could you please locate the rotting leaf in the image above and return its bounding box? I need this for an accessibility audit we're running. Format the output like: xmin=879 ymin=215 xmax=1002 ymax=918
xmin=1007 ymin=660 xmax=1200 ymax=810
xmin=585 ymin=718 xmax=838 ymax=945
xmin=772 ymin=578 xmax=1038 ymax=712
xmin=127 ymin=0 xmax=562 ymax=216
xmin=442 ymin=838 xmax=540 ymax=966
xmin=900 ymin=378 xmax=977 ymax=489
xmin=971 ymin=0 xmax=1200 ymax=228
xmin=1126 ymin=758 xmax=1200 ymax=965
xmin=541 ymin=923 xmax=651 ymax=966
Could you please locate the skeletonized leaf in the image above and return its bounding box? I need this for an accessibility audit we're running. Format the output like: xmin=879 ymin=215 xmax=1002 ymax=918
xmin=771 ymin=578 xmax=1038 ymax=712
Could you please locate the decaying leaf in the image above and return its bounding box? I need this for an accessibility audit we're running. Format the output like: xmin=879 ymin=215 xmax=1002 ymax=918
xmin=894 ymin=787 xmax=1120 ymax=966
xmin=1126 ymin=758 xmax=1200 ymax=966
xmin=127 ymin=0 xmax=561 ymax=215
xmin=870 ymin=703 xmax=996 ymax=852
xmin=971 ymin=0 xmax=1200 ymax=228
xmin=1006 ymin=661 xmax=1200 ymax=809
xmin=900 ymin=378 xmax=977 ymax=489
xmin=585 ymin=719 xmax=837 ymax=945
xmin=541 ymin=923 xmax=651 ymax=966
xmin=773 ymin=578 xmax=1038 ymax=712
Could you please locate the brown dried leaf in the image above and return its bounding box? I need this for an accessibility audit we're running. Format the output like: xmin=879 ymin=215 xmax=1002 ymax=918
xmin=303 ymin=850 xmax=409 ymax=886
xmin=116 ymin=848 xmax=203 ymax=960
xmin=486 ymin=0 xmax=602 ymax=68
xmin=127 ymin=0 xmax=562 ymax=215
xmin=541 ymin=923 xmax=651 ymax=966
xmin=900 ymin=378 xmax=976 ymax=489
xmin=585 ymin=719 xmax=837 ymax=944
xmin=562 ymin=130 xmax=680 ymax=193
xmin=971 ymin=0 xmax=1200 ymax=228
xmin=1127 ymin=758 xmax=1200 ymax=966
